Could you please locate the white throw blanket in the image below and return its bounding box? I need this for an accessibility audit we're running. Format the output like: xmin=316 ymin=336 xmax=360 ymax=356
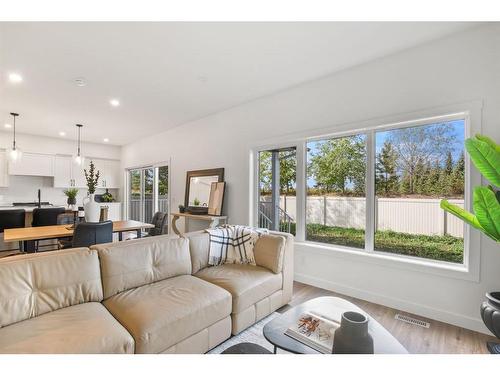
xmin=206 ymin=225 xmax=269 ymax=266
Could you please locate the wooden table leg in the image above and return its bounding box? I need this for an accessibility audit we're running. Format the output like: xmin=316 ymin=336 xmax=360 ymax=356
xmin=136 ymin=229 xmax=142 ymax=239
xmin=118 ymin=232 xmax=123 ymax=241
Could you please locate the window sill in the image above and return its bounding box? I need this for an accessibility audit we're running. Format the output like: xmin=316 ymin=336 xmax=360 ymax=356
xmin=294 ymin=240 xmax=479 ymax=282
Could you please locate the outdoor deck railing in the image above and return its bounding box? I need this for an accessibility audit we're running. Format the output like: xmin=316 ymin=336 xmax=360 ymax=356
xmin=129 ymin=197 xmax=169 ymax=223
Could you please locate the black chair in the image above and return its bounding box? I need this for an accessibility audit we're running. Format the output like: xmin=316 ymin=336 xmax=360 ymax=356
xmin=146 ymin=211 xmax=169 ymax=237
xmin=69 ymin=221 xmax=113 ymax=248
xmin=56 ymin=213 xmax=76 ymax=249
xmin=32 ymin=207 xmax=66 ymax=227
xmin=32 ymin=207 xmax=66 ymax=251
xmin=0 ymin=209 xmax=25 ymax=252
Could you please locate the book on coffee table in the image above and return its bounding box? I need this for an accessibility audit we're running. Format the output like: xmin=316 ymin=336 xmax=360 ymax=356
xmin=284 ymin=311 xmax=340 ymax=353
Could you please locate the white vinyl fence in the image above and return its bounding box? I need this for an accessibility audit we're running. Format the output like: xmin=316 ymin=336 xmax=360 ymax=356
xmin=265 ymin=196 xmax=464 ymax=238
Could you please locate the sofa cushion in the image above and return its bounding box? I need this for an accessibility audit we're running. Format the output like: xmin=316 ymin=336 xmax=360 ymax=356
xmin=195 ymin=264 xmax=282 ymax=313
xmin=92 ymin=235 xmax=191 ymax=299
xmin=254 ymin=234 xmax=285 ymax=274
xmin=103 ymin=274 xmax=231 ymax=354
xmin=0 ymin=302 xmax=134 ymax=354
xmin=183 ymin=231 xmax=210 ymax=274
xmin=0 ymin=248 xmax=103 ymax=328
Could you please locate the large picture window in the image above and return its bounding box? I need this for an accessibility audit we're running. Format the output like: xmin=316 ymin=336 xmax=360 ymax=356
xmin=253 ymin=113 xmax=469 ymax=266
xmin=306 ymin=134 xmax=367 ymax=249
xmin=374 ymin=120 xmax=465 ymax=263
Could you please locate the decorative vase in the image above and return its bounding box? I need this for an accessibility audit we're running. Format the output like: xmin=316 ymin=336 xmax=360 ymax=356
xmin=67 ymin=197 xmax=76 ymax=206
xmin=333 ymin=311 xmax=374 ymax=354
xmin=83 ymin=193 xmax=100 ymax=223
xmin=480 ymin=292 xmax=500 ymax=354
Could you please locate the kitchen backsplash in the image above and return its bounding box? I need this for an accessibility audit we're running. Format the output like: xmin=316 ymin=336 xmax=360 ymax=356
xmin=0 ymin=175 xmax=120 ymax=206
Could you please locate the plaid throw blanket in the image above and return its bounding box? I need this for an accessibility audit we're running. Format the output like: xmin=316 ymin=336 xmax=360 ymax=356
xmin=206 ymin=225 xmax=269 ymax=266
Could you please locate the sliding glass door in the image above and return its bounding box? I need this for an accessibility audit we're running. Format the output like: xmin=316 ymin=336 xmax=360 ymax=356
xmin=128 ymin=165 xmax=169 ymax=224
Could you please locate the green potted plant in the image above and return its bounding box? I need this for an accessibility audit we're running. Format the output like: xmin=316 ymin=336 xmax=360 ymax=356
xmin=440 ymin=134 xmax=499 ymax=353
xmin=83 ymin=161 xmax=101 ymax=222
xmin=63 ymin=188 xmax=79 ymax=207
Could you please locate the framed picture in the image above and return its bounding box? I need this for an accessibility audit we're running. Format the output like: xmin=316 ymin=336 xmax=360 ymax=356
xmin=208 ymin=181 xmax=225 ymax=216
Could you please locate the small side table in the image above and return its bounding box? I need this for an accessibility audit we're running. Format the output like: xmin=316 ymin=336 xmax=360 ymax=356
xmin=170 ymin=212 xmax=228 ymax=235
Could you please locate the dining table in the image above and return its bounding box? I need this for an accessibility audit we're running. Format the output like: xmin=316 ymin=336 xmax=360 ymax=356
xmin=3 ymin=220 xmax=155 ymax=252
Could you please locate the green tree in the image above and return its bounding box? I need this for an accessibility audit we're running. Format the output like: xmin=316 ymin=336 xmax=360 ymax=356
xmin=451 ymin=151 xmax=465 ymax=196
xmin=259 ymin=150 xmax=296 ymax=195
xmin=309 ymin=135 xmax=366 ymax=195
xmin=425 ymin=160 xmax=442 ymax=196
xmin=387 ymin=123 xmax=457 ymax=194
xmin=376 ymin=140 xmax=399 ymax=196
xmin=158 ymin=166 xmax=169 ymax=196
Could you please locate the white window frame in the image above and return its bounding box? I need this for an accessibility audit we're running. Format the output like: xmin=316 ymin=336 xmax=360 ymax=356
xmin=249 ymin=101 xmax=482 ymax=281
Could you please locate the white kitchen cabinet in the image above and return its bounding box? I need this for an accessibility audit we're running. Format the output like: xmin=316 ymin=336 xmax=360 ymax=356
xmin=9 ymin=152 xmax=54 ymax=177
xmin=52 ymin=156 xmax=120 ymax=189
xmin=53 ymin=155 xmax=87 ymax=188
xmin=53 ymin=155 xmax=73 ymax=188
xmin=0 ymin=151 xmax=9 ymax=187
xmin=84 ymin=158 xmax=121 ymax=189
xmin=102 ymin=160 xmax=121 ymax=189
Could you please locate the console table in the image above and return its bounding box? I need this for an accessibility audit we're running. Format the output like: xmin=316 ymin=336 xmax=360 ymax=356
xmin=170 ymin=212 xmax=228 ymax=235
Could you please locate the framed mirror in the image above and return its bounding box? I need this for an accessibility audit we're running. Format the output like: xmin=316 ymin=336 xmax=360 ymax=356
xmin=185 ymin=168 xmax=224 ymax=214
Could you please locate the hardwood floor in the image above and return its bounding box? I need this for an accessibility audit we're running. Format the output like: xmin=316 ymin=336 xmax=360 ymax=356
xmin=279 ymin=281 xmax=498 ymax=354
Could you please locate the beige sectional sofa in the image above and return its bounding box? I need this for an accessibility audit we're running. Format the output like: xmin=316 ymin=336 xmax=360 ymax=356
xmin=0 ymin=230 xmax=293 ymax=354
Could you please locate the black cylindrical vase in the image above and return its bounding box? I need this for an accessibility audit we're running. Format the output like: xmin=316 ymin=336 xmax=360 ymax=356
xmin=480 ymin=292 xmax=500 ymax=354
xmin=333 ymin=311 xmax=374 ymax=354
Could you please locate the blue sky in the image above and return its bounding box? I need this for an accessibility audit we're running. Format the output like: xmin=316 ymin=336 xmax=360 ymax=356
xmin=306 ymin=119 xmax=465 ymax=188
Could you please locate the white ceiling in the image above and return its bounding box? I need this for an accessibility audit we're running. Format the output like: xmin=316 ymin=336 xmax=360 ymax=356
xmin=0 ymin=22 xmax=479 ymax=145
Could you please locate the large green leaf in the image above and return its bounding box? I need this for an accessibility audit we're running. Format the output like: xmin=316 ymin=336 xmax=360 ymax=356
xmin=440 ymin=199 xmax=483 ymax=231
xmin=473 ymin=187 xmax=500 ymax=242
xmin=475 ymin=134 xmax=500 ymax=154
xmin=465 ymin=137 xmax=500 ymax=187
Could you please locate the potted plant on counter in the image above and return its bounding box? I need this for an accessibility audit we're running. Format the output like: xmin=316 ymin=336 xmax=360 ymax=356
xmin=63 ymin=188 xmax=79 ymax=209
xmin=440 ymin=134 xmax=500 ymax=353
xmin=83 ymin=161 xmax=101 ymax=223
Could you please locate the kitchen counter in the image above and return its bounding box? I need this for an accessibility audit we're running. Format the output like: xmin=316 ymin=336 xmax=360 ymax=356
xmin=0 ymin=205 xmax=67 ymax=213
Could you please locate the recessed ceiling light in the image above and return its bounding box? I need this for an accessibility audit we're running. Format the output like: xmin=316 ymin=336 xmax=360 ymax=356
xmin=59 ymin=131 xmax=66 ymax=137
xmin=103 ymin=138 xmax=109 ymax=143
xmin=110 ymin=99 xmax=120 ymax=107
xmin=4 ymin=123 xmax=12 ymax=129
xmin=8 ymin=73 xmax=23 ymax=83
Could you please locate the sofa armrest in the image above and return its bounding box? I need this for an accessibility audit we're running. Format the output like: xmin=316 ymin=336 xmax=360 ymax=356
xmin=254 ymin=234 xmax=285 ymax=274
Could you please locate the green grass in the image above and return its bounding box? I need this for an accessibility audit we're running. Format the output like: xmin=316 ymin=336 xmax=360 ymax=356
xmin=288 ymin=223 xmax=463 ymax=263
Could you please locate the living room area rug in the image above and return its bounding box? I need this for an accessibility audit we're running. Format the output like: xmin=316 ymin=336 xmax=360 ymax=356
xmin=208 ymin=312 xmax=281 ymax=354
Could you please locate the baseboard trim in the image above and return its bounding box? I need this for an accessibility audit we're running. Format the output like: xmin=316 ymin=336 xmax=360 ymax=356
xmin=294 ymin=272 xmax=490 ymax=335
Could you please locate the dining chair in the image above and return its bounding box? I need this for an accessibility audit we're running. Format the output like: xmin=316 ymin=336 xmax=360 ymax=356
xmin=145 ymin=211 xmax=168 ymax=237
xmin=56 ymin=213 xmax=76 ymax=249
xmin=32 ymin=207 xmax=66 ymax=251
xmin=0 ymin=209 xmax=25 ymax=252
xmin=63 ymin=221 xmax=113 ymax=249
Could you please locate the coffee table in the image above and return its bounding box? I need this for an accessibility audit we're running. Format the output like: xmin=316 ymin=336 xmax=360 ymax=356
xmin=263 ymin=296 xmax=408 ymax=354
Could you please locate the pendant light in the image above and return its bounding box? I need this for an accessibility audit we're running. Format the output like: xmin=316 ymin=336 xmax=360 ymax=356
xmin=8 ymin=112 xmax=22 ymax=163
xmin=73 ymin=124 xmax=85 ymax=166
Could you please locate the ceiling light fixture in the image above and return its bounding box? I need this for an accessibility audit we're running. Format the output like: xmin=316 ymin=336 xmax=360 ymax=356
xmin=4 ymin=123 xmax=12 ymax=129
xmin=8 ymin=112 xmax=22 ymax=163
xmin=110 ymin=99 xmax=120 ymax=107
xmin=73 ymin=124 xmax=85 ymax=166
xmin=103 ymin=138 xmax=109 ymax=143
xmin=8 ymin=73 xmax=23 ymax=83
xmin=59 ymin=131 xmax=66 ymax=137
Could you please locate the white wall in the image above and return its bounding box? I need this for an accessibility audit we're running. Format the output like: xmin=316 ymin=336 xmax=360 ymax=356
xmin=0 ymin=132 xmax=122 ymax=204
xmin=122 ymin=24 xmax=500 ymax=334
